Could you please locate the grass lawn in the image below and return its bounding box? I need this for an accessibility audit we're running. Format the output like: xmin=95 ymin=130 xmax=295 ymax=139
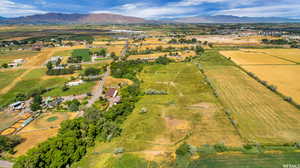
xmin=47 ymin=116 xmax=58 ymax=122
xmin=0 ymin=69 xmax=25 ymax=89
xmin=72 ymin=49 xmax=91 ymax=62
xmin=43 ymin=81 xmax=96 ymax=97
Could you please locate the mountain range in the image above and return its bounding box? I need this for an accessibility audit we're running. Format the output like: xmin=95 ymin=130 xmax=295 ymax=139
xmin=0 ymin=13 xmax=300 ymax=24
xmin=0 ymin=13 xmax=148 ymax=24
xmin=173 ymin=15 xmax=300 ymax=23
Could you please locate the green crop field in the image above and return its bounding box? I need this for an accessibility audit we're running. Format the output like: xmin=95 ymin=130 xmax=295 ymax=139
xmin=72 ymin=49 xmax=91 ymax=62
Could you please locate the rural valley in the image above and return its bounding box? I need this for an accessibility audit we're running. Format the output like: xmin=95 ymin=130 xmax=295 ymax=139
xmin=0 ymin=6 xmax=300 ymax=168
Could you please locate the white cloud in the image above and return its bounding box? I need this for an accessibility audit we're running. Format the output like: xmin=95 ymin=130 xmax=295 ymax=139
xmin=172 ymin=0 xmax=227 ymax=7
xmin=92 ymin=2 xmax=197 ymax=19
xmin=0 ymin=0 xmax=46 ymax=17
xmin=214 ymin=4 xmax=300 ymax=18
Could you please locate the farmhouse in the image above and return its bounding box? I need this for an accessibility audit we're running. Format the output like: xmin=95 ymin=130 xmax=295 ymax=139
xmin=106 ymin=88 xmax=118 ymax=98
xmin=48 ymin=56 xmax=62 ymax=64
xmin=44 ymin=97 xmax=64 ymax=108
xmin=8 ymin=59 xmax=25 ymax=67
xmin=67 ymin=80 xmax=84 ymax=87
xmin=9 ymin=101 xmax=25 ymax=111
xmin=32 ymin=44 xmax=42 ymax=51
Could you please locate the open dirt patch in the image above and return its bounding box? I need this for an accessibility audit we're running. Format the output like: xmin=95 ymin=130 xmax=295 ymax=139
xmin=165 ymin=117 xmax=190 ymax=130
xmin=104 ymin=76 xmax=133 ymax=87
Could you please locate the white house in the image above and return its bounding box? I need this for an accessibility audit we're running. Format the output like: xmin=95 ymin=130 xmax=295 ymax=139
xmin=66 ymin=80 xmax=84 ymax=87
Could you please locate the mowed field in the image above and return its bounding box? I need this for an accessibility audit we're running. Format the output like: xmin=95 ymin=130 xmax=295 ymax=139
xmin=204 ymin=65 xmax=300 ymax=144
xmin=14 ymin=112 xmax=77 ymax=156
xmin=242 ymin=65 xmax=300 ymax=103
xmin=219 ymin=49 xmax=300 ymax=104
xmin=220 ymin=50 xmax=294 ymax=65
xmin=75 ymin=63 xmax=242 ymax=167
xmin=240 ymin=48 xmax=300 ymax=63
xmin=127 ymin=51 xmax=196 ymax=60
xmin=0 ymin=50 xmax=40 ymax=65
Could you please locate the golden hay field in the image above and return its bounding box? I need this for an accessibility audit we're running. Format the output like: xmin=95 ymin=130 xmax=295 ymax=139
xmin=136 ymin=44 xmax=195 ymax=51
xmin=93 ymin=41 xmax=109 ymax=45
xmin=128 ymin=51 xmax=195 ymax=61
xmin=128 ymin=53 xmax=167 ymax=60
xmin=220 ymin=50 xmax=294 ymax=65
xmin=242 ymin=65 xmax=300 ymax=104
xmin=205 ymin=66 xmax=300 ymax=144
xmin=107 ymin=45 xmax=124 ymax=56
xmin=104 ymin=76 xmax=133 ymax=87
xmin=240 ymin=49 xmax=300 ymax=63
xmin=14 ymin=112 xmax=77 ymax=156
xmin=189 ymin=35 xmax=281 ymax=46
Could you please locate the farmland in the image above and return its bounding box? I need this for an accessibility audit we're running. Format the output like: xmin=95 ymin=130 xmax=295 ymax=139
xmin=1 ymin=24 xmax=300 ymax=168
xmin=14 ymin=112 xmax=78 ymax=156
xmin=204 ymin=65 xmax=300 ymax=144
xmin=241 ymin=48 xmax=300 ymax=63
xmin=219 ymin=49 xmax=300 ymax=104
xmin=242 ymin=65 xmax=300 ymax=103
xmin=220 ymin=50 xmax=294 ymax=65
xmin=74 ymin=62 xmax=242 ymax=167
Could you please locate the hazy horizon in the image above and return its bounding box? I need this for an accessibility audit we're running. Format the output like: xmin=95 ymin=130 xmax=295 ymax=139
xmin=1 ymin=0 xmax=300 ymax=19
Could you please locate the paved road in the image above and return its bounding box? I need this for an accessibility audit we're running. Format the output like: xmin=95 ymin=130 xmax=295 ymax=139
xmin=86 ymin=66 xmax=111 ymax=108
xmin=0 ymin=160 xmax=13 ymax=168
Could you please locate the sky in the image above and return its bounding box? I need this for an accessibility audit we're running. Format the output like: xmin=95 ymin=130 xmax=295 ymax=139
xmin=1 ymin=0 xmax=300 ymax=19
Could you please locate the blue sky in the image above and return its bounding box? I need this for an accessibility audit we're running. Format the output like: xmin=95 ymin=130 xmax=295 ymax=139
xmin=1 ymin=0 xmax=300 ymax=19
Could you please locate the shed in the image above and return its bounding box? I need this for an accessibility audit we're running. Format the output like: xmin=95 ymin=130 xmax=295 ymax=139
xmin=106 ymin=88 xmax=118 ymax=98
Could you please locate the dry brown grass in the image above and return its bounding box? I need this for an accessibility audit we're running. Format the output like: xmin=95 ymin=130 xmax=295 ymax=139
xmin=188 ymin=35 xmax=278 ymax=45
xmin=220 ymin=50 xmax=294 ymax=65
xmin=205 ymin=66 xmax=300 ymax=144
xmin=104 ymin=76 xmax=133 ymax=87
xmin=107 ymin=45 xmax=124 ymax=56
xmin=14 ymin=112 xmax=77 ymax=156
xmin=242 ymin=65 xmax=300 ymax=104
xmin=240 ymin=49 xmax=300 ymax=63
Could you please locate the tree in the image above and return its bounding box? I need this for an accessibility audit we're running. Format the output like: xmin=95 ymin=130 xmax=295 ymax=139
xmin=111 ymin=52 xmax=118 ymax=61
xmin=1 ymin=63 xmax=8 ymax=68
xmin=46 ymin=61 xmax=53 ymax=70
xmin=15 ymin=93 xmax=27 ymax=101
xmin=67 ymin=99 xmax=81 ymax=112
xmin=195 ymin=46 xmax=204 ymax=55
xmin=62 ymin=84 xmax=69 ymax=92
xmin=30 ymin=94 xmax=42 ymax=111
xmin=176 ymin=142 xmax=191 ymax=157
xmin=0 ymin=135 xmax=22 ymax=154
xmin=84 ymin=67 xmax=100 ymax=76
xmin=155 ymin=56 xmax=172 ymax=65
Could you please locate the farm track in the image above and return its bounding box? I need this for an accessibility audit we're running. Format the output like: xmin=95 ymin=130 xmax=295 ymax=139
xmin=0 ymin=46 xmax=83 ymax=95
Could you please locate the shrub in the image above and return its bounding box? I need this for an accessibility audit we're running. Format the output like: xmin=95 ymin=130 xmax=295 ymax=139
xmin=214 ymin=143 xmax=227 ymax=152
xmin=176 ymin=143 xmax=191 ymax=157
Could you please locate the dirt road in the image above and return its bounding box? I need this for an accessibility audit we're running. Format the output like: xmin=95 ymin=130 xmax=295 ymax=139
xmin=86 ymin=66 xmax=110 ymax=108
